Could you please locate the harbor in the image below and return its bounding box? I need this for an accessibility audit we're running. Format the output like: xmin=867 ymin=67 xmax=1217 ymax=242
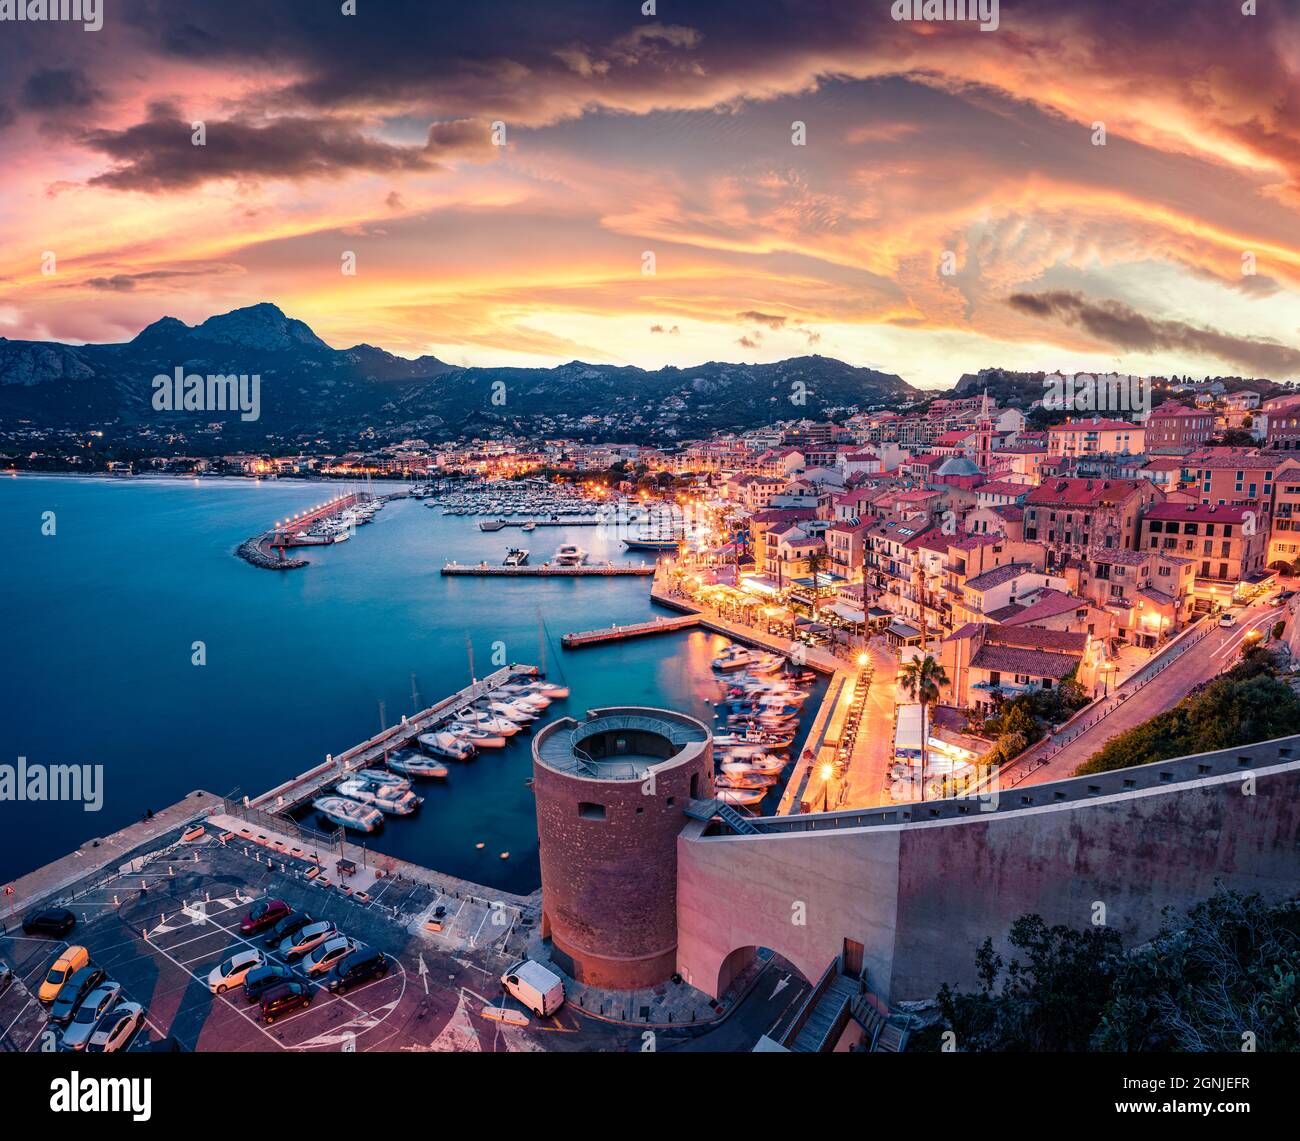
xmin=238 ymin=488 xmax=392 ymax=569
xmin=442 ymin=562 xmax=655 ymax=576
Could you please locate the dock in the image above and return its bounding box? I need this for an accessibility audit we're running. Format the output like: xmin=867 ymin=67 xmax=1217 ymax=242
xmin=239 ymin=491 xmax=382 ymax=570
xmin=250 ymin=663 xmax=539 ymax=813
xmin=476 ymin=517 xmax=602 ymax=528
xmin=561 ymin=614 xmax=701 ymax=647
xmin=441 ymin=563 xmax=654 ymax=576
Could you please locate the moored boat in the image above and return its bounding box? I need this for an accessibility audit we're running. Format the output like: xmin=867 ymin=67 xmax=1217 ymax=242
xmin=386 ymin=750 xmax=449 ymax=779
xmin=312 ymin=796 xmax=384 ymax=833
xmin=417 ymin=731 xmax=477 ymax=761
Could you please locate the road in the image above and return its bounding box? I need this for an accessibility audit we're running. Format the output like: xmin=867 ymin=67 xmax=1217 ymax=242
xmin=1015 ymin=599 xmax=1287 ymax=785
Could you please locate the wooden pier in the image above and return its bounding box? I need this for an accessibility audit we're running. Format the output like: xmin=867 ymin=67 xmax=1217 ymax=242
xmin=250 ymin=664 xmax=538 ymax=812
xmin=441 ymin=562 xmax=654 ymax=577
xmin=561 ymin=614 xmax=701 ymax=647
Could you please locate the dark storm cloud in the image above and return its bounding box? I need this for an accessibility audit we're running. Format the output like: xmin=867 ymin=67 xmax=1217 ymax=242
xmin=21 ymin=67 xmax=102 ymax=110
xmin=80 ymin=106 xmax=445 ymax=191
xmin=1007 ymin=291 xmax=1300 ymax=377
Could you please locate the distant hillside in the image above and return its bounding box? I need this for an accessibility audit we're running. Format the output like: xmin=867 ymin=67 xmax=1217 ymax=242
xmin=0 ymin=304 xmax=920 ymax=449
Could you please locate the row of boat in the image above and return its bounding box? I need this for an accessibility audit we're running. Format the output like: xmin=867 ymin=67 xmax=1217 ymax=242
xmin=311 ymin=677 xmax=571 ymax=833
xmin=708 ymin=644 xmax=816 ymax=807
xmin=299 ymin=497 xmax=384 ymax=544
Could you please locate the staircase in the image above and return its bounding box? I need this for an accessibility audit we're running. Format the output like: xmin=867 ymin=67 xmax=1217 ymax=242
xmin=786 ymin=968 xmax=860 ymax=1052
xmin=684 ymin=798 xmax=765 ymax=834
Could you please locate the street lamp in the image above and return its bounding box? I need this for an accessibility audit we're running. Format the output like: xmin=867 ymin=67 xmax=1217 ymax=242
xmin=821 ymin=762 xmax=834 ymax=811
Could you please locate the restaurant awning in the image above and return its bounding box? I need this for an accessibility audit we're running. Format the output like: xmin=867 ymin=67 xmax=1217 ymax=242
xmin=828 ymin=602 xmax=866 ymax=623
xmin=739 ymin=575 xmax=782 ymax=594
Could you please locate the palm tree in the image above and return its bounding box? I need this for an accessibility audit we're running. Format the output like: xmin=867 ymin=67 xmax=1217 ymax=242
xmin=899 ymin=654 xmax=950 ymax=802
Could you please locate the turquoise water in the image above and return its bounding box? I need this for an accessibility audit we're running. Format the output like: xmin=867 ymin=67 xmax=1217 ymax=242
xmin=0 ymin=477 xmax=822 ymax=892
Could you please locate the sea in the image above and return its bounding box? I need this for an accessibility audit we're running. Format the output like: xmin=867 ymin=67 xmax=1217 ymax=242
xmin=0 ymin=476 xmax=823 ymax=893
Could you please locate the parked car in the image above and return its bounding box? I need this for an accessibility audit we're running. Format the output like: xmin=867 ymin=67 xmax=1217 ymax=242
xmin=263 ymin=912 xmax=314 ymax=950
xmin=302 ymin=936 xmax=355 ymax=977
xmin=208 ymin=948 xmax=264 ymax=994
xmin=62 ymin=982 xmax=122 ymax=1051
xmin=243 ymin=963 xmax=296 ymax=1004
xmin=49 ymin=965 xmax=106 ymax=1025
xmin=0 ymin=965 xmax=13 ymax=998
xmin=501 ymin=959 xmax=566 ymax=1017
xmin=1219 ymin=611 xmax=1237 ymax=627
xmin=23 ymin=907 xmax=76 ymax=938
xmin=39 ymin=945 xmax=90 ymax=1003
xmin=325 ymin=948 xmax=388 ymax=994
xmin=279 ymin=921 xmax=336 ymax=961
xmin=86 ymin=1002 xmax=145 ymax=1053
xmin=240 ymin=899 xmax=291 ymax=936
xmin=260 ymin=981 xmax=312 ymax=1024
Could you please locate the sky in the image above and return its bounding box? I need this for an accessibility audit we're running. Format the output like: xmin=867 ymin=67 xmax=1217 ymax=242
xmin=1 ymin=0 xmax=1298 ymax=390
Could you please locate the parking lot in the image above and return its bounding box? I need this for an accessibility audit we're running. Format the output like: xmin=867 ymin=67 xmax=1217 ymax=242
xmin=0 ymin=828 xmax=642 ymax=1052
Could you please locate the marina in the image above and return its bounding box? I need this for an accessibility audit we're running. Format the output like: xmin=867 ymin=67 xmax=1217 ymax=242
xmin=441 ymin=562 xmax=655 ymax=576
xmin=0 ymin=478 xmax=821 ymax=893
xmin=238 ymin=489 xmax=392 ymax=569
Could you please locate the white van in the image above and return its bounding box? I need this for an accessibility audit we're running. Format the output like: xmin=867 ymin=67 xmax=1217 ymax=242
xmin=501 ymin=959 xmax=565 ymax=1017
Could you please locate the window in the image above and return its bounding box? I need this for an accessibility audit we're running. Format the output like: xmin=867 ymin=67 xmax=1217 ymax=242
xmin=577 ymin=802 xmax=606 ymax=821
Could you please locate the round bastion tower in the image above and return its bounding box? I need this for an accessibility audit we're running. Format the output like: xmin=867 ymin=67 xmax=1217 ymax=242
xmin=531 ymin=706 xmax=712 ymax=990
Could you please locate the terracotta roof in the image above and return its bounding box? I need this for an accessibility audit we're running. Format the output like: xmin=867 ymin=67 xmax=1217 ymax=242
xmin=988 ymin=625 xmax=1088 ymax=653
xmin=970 ymin=645 xmax=1080 ymax=679
xmin=1025 ymin=477 xmax=1148 ymax=507
xmin=1000 ymin=589 xmax=1084 ymax=625
xmin=965 ymin=562 xmax=1040 ymax=591
xmin=1145 ymin=502 xmax=1252 ymax=523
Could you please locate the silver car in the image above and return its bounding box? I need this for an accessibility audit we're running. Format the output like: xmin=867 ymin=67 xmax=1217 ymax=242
xmin=303 ymin=936 xmax=355 ymax=976
xmin=62 ymin=982 xmax=121 ymax=1051
xmin=86 ymin=1001 xmax=145 ymax=1053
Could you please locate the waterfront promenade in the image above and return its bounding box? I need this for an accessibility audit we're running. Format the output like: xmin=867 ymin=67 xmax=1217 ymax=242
xmin=647 ymin=566 xmax=897 ymax=816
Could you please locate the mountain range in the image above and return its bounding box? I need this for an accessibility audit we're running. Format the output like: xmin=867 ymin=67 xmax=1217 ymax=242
xmin=0 ymin=304 xmax=921 ymax=450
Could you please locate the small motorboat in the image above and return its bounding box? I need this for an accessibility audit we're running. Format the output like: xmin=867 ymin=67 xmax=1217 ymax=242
xmin=529 ymin=681 xmax=570 ymax=699
xmin=712 ymin=645 xmax=756 ymax=672
xmin=456 ymin=708 xmax=521 ymax=735
xmin=386 ymin=750 xmax=449 ymax=779
xmin=716 ymin=768 xmax=775 ymax=788
xmin=357 ymin=768 xmax=413 ymax=790
xmin=713 ymin=786 xmax=765 ymax=806
xmin=493 ymin=685 xmax=550 ymax=709
xmin=745 ymin=754 xmax=788 ymax=774
xmin=503 ymin=548 xmax=529 ymax=567
xmin=337 ymin=778 xmax=422 ymax=816
xmin=418 ymin=731 xmax=477 ymax=761
xmin=484 ymin=700 xmax=538 ymax=724
xmin=312 ymin=796 xmax=384 ymax=834
xmin=553 ymin=543 xmax=587 ymax=566
xmin=713 ymin=728 xmax=794 ymax=749
xmin=521 ymin=521 xmax=537 ymax=532
xmin=447 ymin=720 xmax=507 ymax=747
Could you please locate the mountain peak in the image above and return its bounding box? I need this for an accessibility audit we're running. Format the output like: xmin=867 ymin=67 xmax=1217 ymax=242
xmin=191 ymin=303 xmax=330 ymax=352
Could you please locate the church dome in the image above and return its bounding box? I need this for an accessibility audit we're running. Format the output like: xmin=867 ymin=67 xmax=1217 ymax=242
xmin=936 ymin=455 xmax=981 ymax=477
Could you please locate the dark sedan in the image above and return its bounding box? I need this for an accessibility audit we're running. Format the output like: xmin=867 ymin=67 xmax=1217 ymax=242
xmin=23 ymin=908 xmax=76 ymax=938
xmin=49 ymin=966 xmax=107 ymax=1027
xmin=243 ymin=963 xmax=296 ymax=1004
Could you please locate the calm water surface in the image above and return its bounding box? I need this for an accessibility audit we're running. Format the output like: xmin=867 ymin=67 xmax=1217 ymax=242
xmin=0 ymin=477 xmax=822 ymax=892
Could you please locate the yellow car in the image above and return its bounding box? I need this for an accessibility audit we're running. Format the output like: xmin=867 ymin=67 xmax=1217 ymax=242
xmin=38 ymin=945 xmax=90 ymax=1003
